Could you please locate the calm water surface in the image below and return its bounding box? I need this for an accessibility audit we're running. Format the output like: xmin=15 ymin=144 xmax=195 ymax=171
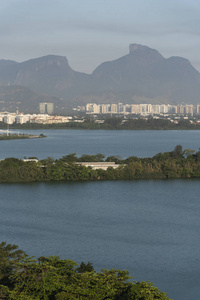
xmin=1 ymin=129 xmax=200 ymax=159
xmin=1 ymin=180 xmax=200 ymax=300
xmin=1 ymin=130 xmax=200 ymax=300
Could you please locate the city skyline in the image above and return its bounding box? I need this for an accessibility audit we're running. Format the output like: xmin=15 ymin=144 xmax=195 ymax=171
xmin=84 ymin=102 xmax=197 ymax=115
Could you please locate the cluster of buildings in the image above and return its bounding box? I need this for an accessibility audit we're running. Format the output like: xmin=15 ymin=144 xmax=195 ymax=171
xmin=82 ymin=103 xmax=199 ymax=116
xmin=0 ymin=100 xmax=72 ymax=125
xmin=0 ymin=112 xmax=72 ymax=125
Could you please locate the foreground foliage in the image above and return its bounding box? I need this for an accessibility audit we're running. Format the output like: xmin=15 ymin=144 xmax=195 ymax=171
xmin=0 ymin=145 xmax=200 ymax=182
xmin=0 ymin=242 xmax=171 ymax=300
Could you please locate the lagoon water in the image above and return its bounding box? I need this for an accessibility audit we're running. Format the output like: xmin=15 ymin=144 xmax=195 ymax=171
xmin=1 ymin=128 xmax=200 ymax=159
xmin=1 ymin=130 xmax=200 ymax=300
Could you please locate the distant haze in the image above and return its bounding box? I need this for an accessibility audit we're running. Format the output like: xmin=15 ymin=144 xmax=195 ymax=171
xmin=1 ymin=0 xmax=200 ymax=73
xmin=1 ymin=43 xmax=200 ymax=112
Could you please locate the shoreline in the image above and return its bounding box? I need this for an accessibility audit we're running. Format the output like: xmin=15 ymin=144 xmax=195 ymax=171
xmin=0 ymin=133 xmax=46 ymax=140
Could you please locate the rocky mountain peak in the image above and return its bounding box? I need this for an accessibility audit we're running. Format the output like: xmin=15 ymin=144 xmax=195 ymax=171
xmin=19 ymin=55 xmax=72 ymax=72
xmin=0 ymin=44 xmax=200 ymax=110
xmin=128 ymin=43 xmax=164 ymax=63
xmin=129 ymin=43 xmax=143 ymax=53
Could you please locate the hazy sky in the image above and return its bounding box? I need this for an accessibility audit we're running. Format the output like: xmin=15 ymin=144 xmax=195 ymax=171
xmin=1 ymin=0 xmax=200 ymax=73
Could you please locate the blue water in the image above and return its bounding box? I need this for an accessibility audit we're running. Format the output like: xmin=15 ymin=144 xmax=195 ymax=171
xmin=0 ymin=129 xmax=200 ymax=159
xmin=1 ymin=130 xmax=200 ymax=299
xmin=1 ymin=180 xmax=200 ymax=300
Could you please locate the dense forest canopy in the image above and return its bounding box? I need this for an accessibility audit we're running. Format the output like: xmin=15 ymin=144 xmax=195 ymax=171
xmin=0 ymin=242 xmax=171 ymax=299
xmin=0 ymin=145 xmax=200 ymax=182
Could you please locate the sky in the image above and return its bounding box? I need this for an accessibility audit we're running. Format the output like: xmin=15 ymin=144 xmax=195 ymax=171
xmin=1 ymin=0 xmax=200 ymax=74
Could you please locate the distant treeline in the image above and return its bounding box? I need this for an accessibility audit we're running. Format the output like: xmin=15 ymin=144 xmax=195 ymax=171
xmin=0 ymin=242 xmax=171 ymax=300
xmin=1 ymin=118 xmax=200 ymax=130
xmin=1 ymin=145 xmax=200 ymax=182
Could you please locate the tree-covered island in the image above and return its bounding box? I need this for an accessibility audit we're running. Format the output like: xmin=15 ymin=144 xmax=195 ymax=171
xmin=0 ymin=145 xmax=200 ymax=182
xmin=0 ymin=242 xmax=171 ymax=299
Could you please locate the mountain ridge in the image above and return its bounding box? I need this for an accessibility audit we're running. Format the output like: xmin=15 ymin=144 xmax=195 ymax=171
xmin=0 ymin=44 xmax=200 ymax=112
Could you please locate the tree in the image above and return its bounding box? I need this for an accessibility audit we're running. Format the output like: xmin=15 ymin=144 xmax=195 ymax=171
xmin=105 ymin=155 xmax=122 ymax=164
xmin=104 ymin=117 xmax=122 ymax=128
xmin=0 ymin=242 xmax=27 ymax=296
xmin=152 ymin=152 xmax=171 ymax=162
xmin=56 ymin=269 xmax=131 ymax=300
xmin=59 ymin=153 xmax=77 ymax=163
xmin=10 ymin=256 xmax=77 ymax=300
xmin=122 ymin=281 xmax=171 ymax=300
xmin=76 ymin=262 xmax=94 ymax=273
xmin=77 ymin=154 xmax=105 ymax=162
xmin=40 ymin=157 xmax=55 ymax=165
xmin=171 ymin=145 xmax=183 ymax=159
xmin=183 ymin=148 xmax=195 ymax=159
xmin=0 ymin=158 xmax=24 ymax=168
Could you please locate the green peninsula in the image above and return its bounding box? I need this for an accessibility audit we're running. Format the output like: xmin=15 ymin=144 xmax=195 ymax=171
xmin=0 ymin=133 xmax=46 ymax=140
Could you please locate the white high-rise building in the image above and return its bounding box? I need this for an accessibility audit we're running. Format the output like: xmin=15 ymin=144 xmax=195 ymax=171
xmin=152 ymin=105 xmax=160 ymax=114
xmin=86 ymin=103 xmax=100 ymax=114
xmin=3 ymin=115 xmax=16 ymax=124
xmin=110 ymin=104 xmax=118 ymax=113
xmin=39 ymin=103 xmax=54 ymax=114
xmin=117 ymin=103 xmax=124 ymax=113
xmin=130 ymin=104 xmax=140 ymax=114
xmin=100 ymin=104 xmax=110 ymax=114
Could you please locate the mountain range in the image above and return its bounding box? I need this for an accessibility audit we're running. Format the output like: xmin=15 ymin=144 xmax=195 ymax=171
xmin=0 ymin=43 xmax=200 ymax=113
